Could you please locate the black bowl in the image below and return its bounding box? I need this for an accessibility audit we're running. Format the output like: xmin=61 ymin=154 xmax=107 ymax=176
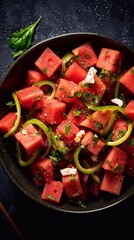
xmin=0 ymin=32 xmax=134 ymax=213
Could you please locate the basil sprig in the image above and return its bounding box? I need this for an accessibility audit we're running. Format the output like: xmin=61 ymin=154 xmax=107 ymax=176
xmin=8 ymin=16 xmax=42 ymax=58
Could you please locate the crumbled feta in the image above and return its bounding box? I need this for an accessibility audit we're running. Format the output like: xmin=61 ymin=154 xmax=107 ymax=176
xmin=80 ymin=67 xmax=97 ymax=85
xmin=111 ymin=98 xmax=123 ymax=107
xmin=60 ymin=167 xmax=77 ymax=176
xmin=74 ymin=130 xmax=85 ymax=142
xmin=21 ymin=129 xmax=27 ymax=135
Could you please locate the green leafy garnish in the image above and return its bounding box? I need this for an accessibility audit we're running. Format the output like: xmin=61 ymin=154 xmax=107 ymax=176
xmin=6 ymin=101 xmax=15 ymax=108
xmin=8 ymin=16 xmax=42 ymax=58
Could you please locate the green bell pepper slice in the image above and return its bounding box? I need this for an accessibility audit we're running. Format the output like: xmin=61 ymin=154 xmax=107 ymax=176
xmin=73 ymin=145 xmax=101 ymax=175
xmin=17 ymin=141 xmax=41 ymax=167
xmin=87 ymin=104 xmax=125 ymax=114
xmin=34 ymin=80 xmax=56 ymax=99
xmin=61 ymin=52 xmax=73 ymax=75
xmin=106 ymin=117 xmax=133 ymax=146
xmin=4 ymin=92 xmax=21 ymax=138
xmin=23 ymin=118 xmax=52 ymax=156
xmin=17 ymin=118 xmax=52 ymax=167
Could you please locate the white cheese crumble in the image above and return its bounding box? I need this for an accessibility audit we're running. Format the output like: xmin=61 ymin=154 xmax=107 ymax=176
xmin=21 ymin=129 xmax=27 ymax=135
xmin=111 ymin=98 xmax=123 ymax=107
xmin=74 ymin=130 xmax=85 ymax=143
xmin=80 ymin=67 xmax=97 ymax=85
xmin=60 ymin=167 xmax=77 ymax=176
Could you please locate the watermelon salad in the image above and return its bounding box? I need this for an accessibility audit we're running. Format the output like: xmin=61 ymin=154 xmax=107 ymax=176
xmin=0 ymin=41 xmax=134 ymax=207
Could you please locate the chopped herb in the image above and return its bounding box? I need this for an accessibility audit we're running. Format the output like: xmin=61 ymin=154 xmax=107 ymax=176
xmin=99 ymin=69 xmax=110 ymax=78
xmin=70 ymin=175 xmax=75 ymax=182
xmin=112 ymin=164 xmax=121 ymax=172
xmin=73 ymin=109 xmax=82 ymax=117
xmin=65 ymin=122 xmax=71 ymax=135
xmin=68 ymin=199 xmax=86 ymax=208
xmin=117 ymin=130 xmax=126 ymax=139
xmin=66 ymin=61 xmax=72 ymax=68
xmin=49 ymin=149 xmax=64 ymax=165
xmin=31 ymin=131 xmax=40 ymax=136
xmin=43 ymin=68 xmax=47 ymax=74
xmin=35 ymin=96 xmax=41 ymax=101
xmin=92 ymin=134 xmax=98 ymax=145
xmin=55 ymin=134 xmax=61 ymax=140
xmin=91 ymin=94 xmax=99 ymax=104
xmin=46 ymin=194 xmax=56 ymax=200
xmin=74 ymin=55 xmax=81 ymax=60
xmin=131 ymin=69 xmax=134 ymax=74
xmin=86 ymin=54 xmax=91 ymax=59
xmin=59 ymin=87 xmax=64 ymax=91
xmin=6 ymin=101 xmax=16 ymax=108
xmin=105 ymin=159 xmax=111 ymax=165
xmin=96 ymin=122 xmax=103 ymax=130
xmin=83 ymin=92 xmax=90 ymax=102
xmin=83 ymin=83 xmax=92 ymax=88
xmin=127 ymin=138 xmax=134 ymax=146
xmin=74 ymin=92 xmax=82 ymax=97
xmin=105 ymin=49 xmax=110 ymax=54
xmin=85 ymin=108 xmax=90 ymax=117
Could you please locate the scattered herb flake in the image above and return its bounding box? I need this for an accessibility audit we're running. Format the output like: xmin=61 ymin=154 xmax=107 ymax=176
xmin=131 ymin=69 xmax=134 ymax=74
xmin=65 ymin=122 xmax=71 ymax=135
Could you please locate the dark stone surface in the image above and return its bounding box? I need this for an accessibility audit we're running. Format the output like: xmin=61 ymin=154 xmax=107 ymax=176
xmin=0 ymin=0 xmax=134 ymax=239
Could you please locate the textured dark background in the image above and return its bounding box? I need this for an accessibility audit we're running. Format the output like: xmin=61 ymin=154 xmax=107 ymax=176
xmin=0 ymin=0 xmax=134 ymax=239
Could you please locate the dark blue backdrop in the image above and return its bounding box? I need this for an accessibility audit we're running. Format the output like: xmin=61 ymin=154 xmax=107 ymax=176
xmin=0 ymin=0 xmax=134 ymax=239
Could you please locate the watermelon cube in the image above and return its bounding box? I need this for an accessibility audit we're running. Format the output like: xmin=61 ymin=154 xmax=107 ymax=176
xmin=111 ymin=115 xmax=128 ymax=142
xmin=72 ymin=42 xmax=98 ymax=69
xmin=96 ymin=48 xmax=122 ymax=73
xmin=124 ymin=155 xmax=134 ymax=177
xmin=62 ymin=169 xmax=83 ymax=198
xmin=81 ymin=131 xmax=105 ymax=155
xmin=56 ymin=119 xmax=80 ymax=143
xmin=16 ymin=85 xmax=44 ymax=110
xmin=55 ymin=78 xmax=81 ymax=103
xmin=31 ymin=157 xmax=54 ymax=185
xmin=80 ymin=74 xmax=106 ymax=105
xmin=119 ymin=66 xmax=134 ymax=94
xmin=37 ymin=98 xmax=66 ymax=125
xmin=15 ymin=124 xmax=43 ymax=156
xmin=25 ymin=69 xmax=45 ymax=87
xmin=0 ymin=112 xmax=17 ymax=134
xmin=67 ymin=99 xmax=87 ymax=126
xmin=41 ymin=180 xmax=64 ymax=204
xmin=124 ymin=100 xmax=134 ymax=121
xmin=100 ymin=171 xmax=125 ymax=195
xmin=64 ymin=61 xmax=87 ymax=84
xmin=120 ymin=135 xmax=134 ymax=155
xmin=35 ymin=47 xmax=62 ymax=78
xmin=102 ymin=146 xmax=128 ymax=174
xmin=80 ymin=110 xmax=112 ymax=134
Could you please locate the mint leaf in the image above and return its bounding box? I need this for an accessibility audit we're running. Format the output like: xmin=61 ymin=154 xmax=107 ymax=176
xmin=8 ymin=16 xmax=42 ymax=58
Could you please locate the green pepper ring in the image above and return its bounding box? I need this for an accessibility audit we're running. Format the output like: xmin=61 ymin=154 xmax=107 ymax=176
xmin=23 ymin=118 xmax=52 ymax=156
xmin=106 ymin=118 xmax=133 ymax=146
xmin=3 ymin=92 xmax=21 ymax=138
xmin=17 ymin=118 xmax=52 ymax=167
xmin=34 ymin=80 xmax=56 ymax=99
xmin=17 ymin=141 xmax=41 ymax=167
xmin=73 ymin=145 xmax=101 ymax=175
